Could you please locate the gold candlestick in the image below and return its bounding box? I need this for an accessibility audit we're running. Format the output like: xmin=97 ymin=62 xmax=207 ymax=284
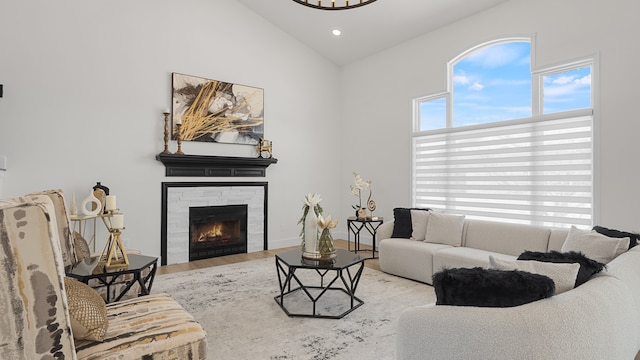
xmin=175 ymin=123 xmax=184 ymax=155
xmin=162 ymin=112 xmax=171 ymax=154
xmin=98 ymin=212 xmax=129 ymax=271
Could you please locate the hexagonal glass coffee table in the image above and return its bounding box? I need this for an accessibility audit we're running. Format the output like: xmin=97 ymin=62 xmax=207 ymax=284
xmin=274 ymin=248 xmax=365 ymax=319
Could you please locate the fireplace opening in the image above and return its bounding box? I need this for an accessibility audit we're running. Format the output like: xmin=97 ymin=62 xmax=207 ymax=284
xmin=189 ymin=204 xmax=248 ymax=261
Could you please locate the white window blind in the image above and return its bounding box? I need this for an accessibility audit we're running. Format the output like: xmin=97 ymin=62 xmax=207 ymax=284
xmin=412 ymin=112 xmax=592 ymax=227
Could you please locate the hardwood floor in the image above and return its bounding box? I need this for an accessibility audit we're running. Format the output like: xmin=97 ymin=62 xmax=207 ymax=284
xmin=157 ymin=239 xmax=380 ymax=275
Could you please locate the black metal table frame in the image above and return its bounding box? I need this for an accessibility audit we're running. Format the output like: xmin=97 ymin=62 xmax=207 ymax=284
xmin=274 ymin=256 xmax=365 ymax=319
xmin=68 ymin=258 xmax=158 ymax=303
xmin=347 ymin=217 xmax=384 ymax=259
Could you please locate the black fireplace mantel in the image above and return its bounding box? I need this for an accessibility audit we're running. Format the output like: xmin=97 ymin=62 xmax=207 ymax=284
xmin=156 ymin=153 xmax=277 ymax=177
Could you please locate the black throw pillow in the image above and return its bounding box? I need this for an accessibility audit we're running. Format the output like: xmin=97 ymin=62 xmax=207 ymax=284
xmin=432 ymin=267 xmax=555 ymax=308
xmin=390 ymin=207 xmax=430 ymax=239
xmin=517 ymin=250 xmax=605 ymax=287
xmin=391 ymin=208 xmax=413 ymax=238
xmin=593 ymin=225 xmax=639 ymax=249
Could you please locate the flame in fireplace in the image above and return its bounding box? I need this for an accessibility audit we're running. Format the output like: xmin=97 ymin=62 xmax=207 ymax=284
xmin=198 ymin=223 xmax=224 ymax=242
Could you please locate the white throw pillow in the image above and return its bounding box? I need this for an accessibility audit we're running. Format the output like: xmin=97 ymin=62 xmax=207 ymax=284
xmin=424 ymin=212 xmax=465 ymax=247
xmin=614 ymin=237 xmax=631 ymax=258
xmin=489 ymin=256 xmax=580 ymax=294
xmin=410 ymin=209 xmax=430 ymax=241
xmin=561 ymin=226 xmax=624 ymax=264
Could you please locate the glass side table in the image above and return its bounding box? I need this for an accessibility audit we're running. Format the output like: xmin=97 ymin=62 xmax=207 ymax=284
xmin=347 ymin=216 xmax=384 ymax=259
xmin=66 ymin=253 xmax=158 ymax=303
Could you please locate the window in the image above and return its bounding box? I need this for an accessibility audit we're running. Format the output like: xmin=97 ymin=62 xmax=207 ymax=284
xmin=416 ymin=95 xmax=446 ymax=131
xmin=413 ymin=39 xmax=595 ymax=227
xmin=453 ymin=41 xmax=531 ymax=127
xmin=542 ymin=65 xmax=592 ymax=114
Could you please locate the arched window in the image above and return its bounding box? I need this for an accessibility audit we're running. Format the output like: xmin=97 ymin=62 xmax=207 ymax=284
xmin=412 ymin=38 xmax=595 ymax=227
xmin=452 ymin=41 xmax=531 ymax=126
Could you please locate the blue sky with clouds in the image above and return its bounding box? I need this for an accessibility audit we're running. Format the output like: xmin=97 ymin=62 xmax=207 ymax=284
xmin=420 ymin=42 xmax=591 ymax=131
xmin=543 ymin=67 xmax=591 ymax=113
xmin=453 ymin=41 xmax=532 ymax=126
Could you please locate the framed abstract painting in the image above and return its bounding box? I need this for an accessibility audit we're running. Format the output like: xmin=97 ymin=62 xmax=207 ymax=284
xmin=172 ymin=73 xmax=264 ymax=145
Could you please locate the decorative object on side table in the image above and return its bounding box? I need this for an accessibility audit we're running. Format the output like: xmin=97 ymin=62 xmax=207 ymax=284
xmin=350 ymin=172 xmax=371 ymax=219
xmin=70 ymin=193 xmax=78 ymax=216
xmin=81 ymin=190 xmax=102 ymax=216
xmin=317 ymin=214 xmax=338 ymax=260
xmin=298 ymin=193 xmax=323 ymax=260
xmin=367 ymin=195 xmax=377 ymax=218
xmin=93 ymin=182 xmax=110 ymax=214
xmin=98 ymin=195 xmax=129 ymax=271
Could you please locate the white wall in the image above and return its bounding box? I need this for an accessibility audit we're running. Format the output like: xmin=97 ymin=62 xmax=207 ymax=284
xmin=341 ymin=0 xmax=640 ymax=232
xmin=3 ymin=0 xmax=639 ymax=259
xmin=0 ymin=0 xmax=343 ymax=256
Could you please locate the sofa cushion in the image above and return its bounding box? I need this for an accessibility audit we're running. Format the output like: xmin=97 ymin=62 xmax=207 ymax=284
xmin=74 ymin=294 xmax=208 ymax=360
xmin=64 ymin=277 xmax=108 ymax=341
xmin=425 ymin=212 xmax=465 ymax=246
xmin=433 ymin=247 xmax=516 ymax=274
xmin=391 ymin=208 xmax=430 ymax=239
xmin=488 ymin=256 xmax=579 ymax=294
xmin=464 ymin=219 xmax=551 ymax=256
xmin=517 ymin=250 xmax=606 ymax=286
xmin=547 ymin=228 xmax=570 ymax=252
xmin=593 ymin=225 xmax=639 ymax=249
xmin=379 ymin=238 xmax=450 ymax=284
xmin=432 ymin=267 xmax=555 ymax=307
xmin=561 ymin=226 xmax=628 ymax=263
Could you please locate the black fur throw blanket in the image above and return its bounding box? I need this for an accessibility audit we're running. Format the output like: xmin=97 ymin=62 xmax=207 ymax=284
xmin=433 ymin=267 xmax=555 ymax=307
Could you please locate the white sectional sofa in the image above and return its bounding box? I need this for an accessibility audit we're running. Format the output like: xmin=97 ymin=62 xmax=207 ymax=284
xmin=378 ymin=217 xmax=569 ymax=285
xmin=377 ymin=212 xmax=640 ymax=360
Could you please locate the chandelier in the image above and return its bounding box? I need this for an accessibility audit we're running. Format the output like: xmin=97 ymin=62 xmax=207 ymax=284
xmin=292 ymin=0 xmax=378 ymax=11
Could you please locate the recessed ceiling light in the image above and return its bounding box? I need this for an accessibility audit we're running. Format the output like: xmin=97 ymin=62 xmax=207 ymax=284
xmin=332 ymin=29 xmax=342 ymax=36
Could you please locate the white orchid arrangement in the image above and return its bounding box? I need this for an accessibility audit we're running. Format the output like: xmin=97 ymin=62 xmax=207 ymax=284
xmin=350 ymin=172 xmax=371 ymax=210
xmin=317 ymin=214 xmax=338 ymax=230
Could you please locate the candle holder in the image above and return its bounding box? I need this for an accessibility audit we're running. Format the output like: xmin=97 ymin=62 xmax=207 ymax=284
xmin=257 ymin=138 xmax=272 ymax=158
xmin=175 ymin=123 xmax=184 ymax=155
xmin=162 ymin=112 xmax=171 ymax=154
xmin=98 ymin=211 xmax=129 ymax=271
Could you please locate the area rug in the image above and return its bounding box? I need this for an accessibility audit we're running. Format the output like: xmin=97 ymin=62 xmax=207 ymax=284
xmin=152 ymin=257 xmax=435 ymax=360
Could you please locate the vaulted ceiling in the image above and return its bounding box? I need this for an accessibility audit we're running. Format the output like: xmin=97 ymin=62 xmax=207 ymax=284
xmin=236 ymin=0 xmax=509 ymax=65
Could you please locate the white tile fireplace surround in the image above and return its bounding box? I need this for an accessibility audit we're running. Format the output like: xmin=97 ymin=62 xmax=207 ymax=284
xmin=161 ymin=182 xmax=267 ymax=265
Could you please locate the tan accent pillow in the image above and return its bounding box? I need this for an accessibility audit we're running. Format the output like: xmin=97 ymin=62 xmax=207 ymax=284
xmin=72 ymin=231 xmax=92 ymax=263
xmin=424 ymin=211 xmax=465 ymax=246
xmin=489 ymin=255 xmax=580 ymax=294
xmin=64 ymin=277 xmax=108 ymax=341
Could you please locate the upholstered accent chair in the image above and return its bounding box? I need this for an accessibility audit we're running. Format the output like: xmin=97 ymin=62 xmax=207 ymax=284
xmin=0 ymin=196 xmax=207 ymax=359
